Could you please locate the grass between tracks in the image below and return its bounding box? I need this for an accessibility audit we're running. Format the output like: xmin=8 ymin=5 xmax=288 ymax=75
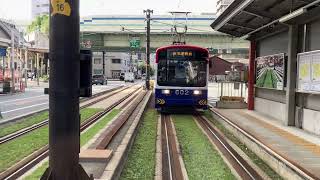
xmin=0 ymin=111 xmax=49 ymax=138
xmin=173 ymin=115 xmax=235 ymax=180
xmin=0 ymin=107 xmax=102 ymax=138
xmin=23 ymin=109 xmax=120 ymax=180
xmin=120 ymin=109 xmax=157 ymax=180
xmin=0 ymin=108 xmax=102 ymax=173
xmin=203 ymin=111 xmax=283 ymax=180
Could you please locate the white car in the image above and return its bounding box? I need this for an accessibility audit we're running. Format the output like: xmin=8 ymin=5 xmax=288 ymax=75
xmin=124 ymin=72 xmax=134 ymax=83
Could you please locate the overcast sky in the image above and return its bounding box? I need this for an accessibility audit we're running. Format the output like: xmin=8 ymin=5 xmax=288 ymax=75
xmin=0 ymin=0 xmax=217 ymax=21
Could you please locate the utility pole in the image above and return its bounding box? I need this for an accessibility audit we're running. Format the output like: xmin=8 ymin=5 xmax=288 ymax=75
xmin=24 ymin=49 xmax=28 ymax=88
xmin=36 ymin=53 xmax=39 ymax=86
xmin=42 ymin=0 xmax=90 ymax=179
xmin=10 ymin=30 xmax=15 ymax=93
xmin=144 ymin=9 xmax=153 ymax=90
xmin=103 ymin=51 xmax=105 ymax=76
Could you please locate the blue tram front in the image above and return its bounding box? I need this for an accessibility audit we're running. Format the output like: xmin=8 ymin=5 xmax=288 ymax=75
xmin=154 ymin=45 xmax=209 ymax=111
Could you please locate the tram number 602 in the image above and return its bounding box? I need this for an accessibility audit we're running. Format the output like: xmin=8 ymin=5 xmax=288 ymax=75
xmin=175 ymin=90 xmax=189 ymax=96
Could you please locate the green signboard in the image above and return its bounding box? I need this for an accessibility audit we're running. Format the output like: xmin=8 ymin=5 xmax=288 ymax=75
xmin=130 ymin=39 xmax=140 ymax=48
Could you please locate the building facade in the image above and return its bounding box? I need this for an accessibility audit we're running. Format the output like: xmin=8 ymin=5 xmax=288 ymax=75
xmin=31 ymin=0 xmax=50 ymax=18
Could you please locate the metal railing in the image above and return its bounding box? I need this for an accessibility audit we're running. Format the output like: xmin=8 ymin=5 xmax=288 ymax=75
xmin=209 ymin=81 xmax=248 ymax=103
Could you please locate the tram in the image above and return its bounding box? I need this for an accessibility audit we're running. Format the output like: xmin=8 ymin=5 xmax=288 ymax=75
xmin=154 ymin=45 xmax=209 ymax=111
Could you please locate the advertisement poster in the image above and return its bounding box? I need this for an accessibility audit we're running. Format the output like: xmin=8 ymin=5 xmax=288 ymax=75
xmin=298 ymin=50 xmax=320 ymax=92
xmin=256 ymin=53 xmax=285 ymax=90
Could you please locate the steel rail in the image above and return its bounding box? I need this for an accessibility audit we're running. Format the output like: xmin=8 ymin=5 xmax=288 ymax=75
xmin=210 ymin=108 xmax=318 ymax=180
xmin=0 ymin=86 xmax=142 ymax=180
xmin=194 ymin=114 xmax=262 ymax=180
xmin=161 ymin=114 xmax=184 ymax=180
xmin=95 ymin=90 xmax=147 ymax=149
xmin=0 ymin=86 xmax=124 ymax=126
xmin=0 ymin=86 xmax=131 ymax=145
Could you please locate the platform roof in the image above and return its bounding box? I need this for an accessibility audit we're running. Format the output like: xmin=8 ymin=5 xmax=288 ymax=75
xmin=211 ymin=0 xmax=320 ymax=40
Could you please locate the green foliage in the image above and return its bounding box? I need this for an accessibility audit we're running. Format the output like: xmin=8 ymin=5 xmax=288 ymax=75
xmin=173 ymin=115 xmax=235 ymax=180
xmin=203 ymin=111 xmax=283 ymax=180
xmin=0 ymin=111 xmax=48 ymax=138
xmin=138 ymin=64 xmax=155 ymax=76
xmin=39 ymin=75 xmax=49 ymax=82
xmin=24 ymin=109 xmax=120 ymax=180
xmin=120 ymin=109 xmax=158 ymax=180
xmin=0 ymin=108 xmax=101 ymax=173
xmin=27 ymin=15 xmax=49 ymax=35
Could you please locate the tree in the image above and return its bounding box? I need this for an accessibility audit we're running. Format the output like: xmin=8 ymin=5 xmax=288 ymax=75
xmin=27 ymin=15 xmax=49 ymax=35
xmin=138 ymin=63 xmax=155 ymax=76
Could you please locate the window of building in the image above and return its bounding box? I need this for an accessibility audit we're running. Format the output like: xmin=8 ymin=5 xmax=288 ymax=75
xmin=112 ymin=59 xmax=121 ymax=64
xmin=93 ymin=69 xmax=103 ymax=75
xmin=94 ymin=58 xmax=102 ymax=64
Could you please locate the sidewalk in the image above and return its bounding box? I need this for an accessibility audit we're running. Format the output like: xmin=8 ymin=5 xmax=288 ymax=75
xmin=211 ymin=108 xmax=320 ymax=178
xmin=25 ymin=79 xmax=49 ymax=89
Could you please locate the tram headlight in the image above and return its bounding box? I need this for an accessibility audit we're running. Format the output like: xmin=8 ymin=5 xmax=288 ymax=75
xmin=162 ymin=89 xmax=170 ymax=95
xmin=193 ymin=90 xmax=202 ymax=95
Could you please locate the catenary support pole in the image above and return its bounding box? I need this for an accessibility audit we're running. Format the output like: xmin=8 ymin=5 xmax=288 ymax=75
xmin=248 ymin=41 xmax=256 ymax=110
xmin=285 ymin=25 xmax=298 ymax=126
xmin=41 ymin=0 xmax=90 ymax=179
xmin=144 ymin=9 xmax=153 ymax=90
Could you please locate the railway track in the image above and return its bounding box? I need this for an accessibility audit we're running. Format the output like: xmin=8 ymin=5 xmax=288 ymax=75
xmin=95 ymin=90 xmax=147 ymax=149
xmin=0 ymin=86 xmax=124 ymax=127
xmin=161 ymin=114 xmax=185 ymax=180
xmin=96 ymin=90 xmax=152 ymax=180
xmin=193 ymin=114 xmax=262 ymax=180
xmin=0 ymin=85 xmax=143 ymax=180
xmin=210 ymin=108 xmax=318 ymax=180
xmin=0 ymin=86 xmax=131 ymax=145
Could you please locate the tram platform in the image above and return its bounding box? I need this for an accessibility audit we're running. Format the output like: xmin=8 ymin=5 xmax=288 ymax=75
xmin=210 ymin=108 xmax=320 ymax=179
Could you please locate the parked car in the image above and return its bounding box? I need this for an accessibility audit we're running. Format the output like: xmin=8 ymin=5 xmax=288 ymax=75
xmin=119 ymin=72 xmax=125 ymax=81
xmin=124 ymin=72 xmax=134 ymax=83
xmin=92 ymin=75 xmax=107 ymax=85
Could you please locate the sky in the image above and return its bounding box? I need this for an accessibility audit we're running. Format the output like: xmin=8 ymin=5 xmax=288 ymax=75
xmin=0 ymin=0 xmax=217 ymax=21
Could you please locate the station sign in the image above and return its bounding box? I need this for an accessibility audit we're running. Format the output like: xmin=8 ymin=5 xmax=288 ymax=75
xmin=0 ymin=48 xmax=6 ymax=57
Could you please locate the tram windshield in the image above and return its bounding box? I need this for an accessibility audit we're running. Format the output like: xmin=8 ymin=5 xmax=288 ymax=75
xmin=157 ymin=59 xmax=207 ymax=87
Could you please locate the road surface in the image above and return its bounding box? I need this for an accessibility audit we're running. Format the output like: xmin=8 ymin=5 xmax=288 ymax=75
xmin=0 ymin=81 xmax=127 ymax=122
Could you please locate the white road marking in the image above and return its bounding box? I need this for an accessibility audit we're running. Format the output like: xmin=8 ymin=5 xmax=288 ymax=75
xmin=1 ymin=102 xmax=49 ymax=114
xmin=0 ymin=95 xmax=47 ymax=104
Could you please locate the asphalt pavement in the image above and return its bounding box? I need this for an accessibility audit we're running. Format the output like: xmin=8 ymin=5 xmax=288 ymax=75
xmin=0 ymin=80 xmax=127 ymax=122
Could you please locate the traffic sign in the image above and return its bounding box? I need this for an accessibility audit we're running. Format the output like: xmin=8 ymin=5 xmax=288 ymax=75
xmin=130 ymin=39 xmax=140 ymax=48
